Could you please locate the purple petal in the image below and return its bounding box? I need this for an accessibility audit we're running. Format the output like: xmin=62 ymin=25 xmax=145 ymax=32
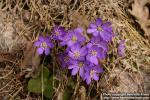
xmin=102 ymin=22 xmax=112 ymax=27
xmin=92 ymin=45 xmax=100 ymax=51
xmin=45 ymin=37 xmax=50 ymax=42
xmin=79 ymin=36 xmax=86 ymax=43
xmin=98 ymin=41 xmax=108 ymax=52
xmin=118 ymin=40 xmax=125 ymax=57
xmin=71 ymin=44 xmax=81 ymax=52
xmin=78 ymin=56 xmax=85 ymax=61
xmin=86 ymin=77 xmax=91 ymax=85
xmin=70 ymin=60 xmax=78 ymax=65
xmin=72 ymin=68 xmax=79 ymax=75
xmin=93 ymin=31 xmax=99 ymax=36
xmin=93 ymin=73 xmax=99 ymax=81
xmin=96 ymin=18 xmax=103 ymax=26
xmin=39 ymin=36 xmax=44 ymax=42
xmin=87 ymin=29 xmax=97 ymax=33
xmin=89 ymin=23 xmax=97 ymax=28
xmin=75 ymin=28 xmax=83 ymax=33
xmin=90 ymin=56 xmax=98 ymax=65
xmin=80 ymin=46 xmax=87 ymax=56
xmin=84 ymin=71 xmax=90 ymax=79
xmin=118 ymin=46 xmax=125 ymax=56
xmin=66 ymin=47 xmax=71 ymax=53
xmin=34 ymin=41 xmax=41 ymax=46
xmin=87 ymin=43 xmax=92 ymax=48
xmin=98 ymin=53 xmax=106 ymax=59
xmin=86 ymin=54 xmax=91 ymax=61
xmin=79 ymin=68 xmax=84 ymax=78
xmin=102 ymin=23 xmax=113 ymax=33
xmin=47 ymin=42 xmax=54 ymax=48
xmin=68 ymin=65 xmax=77 ymax=69
xmin=100 ymin=31 xmax=112 ymax=41
xmin=37 ymin=47 xmax=44 ymax=55
xmin=96 ymin=67 xmax=104 ymax=73
xmin=45 ymin=48 xmax=50 ymax=55
xmin=60 ymin=41 xmax=67 ymax=46
xmin=97 ymin=48 xmax=106 ymax=59
xmin=68 ymin=51 xmax=74 ymax=58
xmin=75 ymin=32 xmax=82 ymax=38
xmin=118 ymin=50 xmax=124 ymax=56
xmin=105 ymin=27 xmax=113 ymax=33
xmin=67 ymin=40 xmax=74 ymax=47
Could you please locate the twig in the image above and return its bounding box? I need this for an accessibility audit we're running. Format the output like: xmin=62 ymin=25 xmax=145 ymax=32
xmin=9 ymin=87 xmax=22 ymax=100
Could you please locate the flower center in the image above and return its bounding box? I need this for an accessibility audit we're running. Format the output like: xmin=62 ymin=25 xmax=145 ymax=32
xmin=90 ymin=70 xmax=95 ymax=77
xmin=74 ymin=51 xmax=80 ymax=58
xmin=91 ymin=50 xmax=97 ymax=56
xmin=78 ymin=62 xmax=84 ymax=68
xmin=93 ymin=42 xmax=98 ymax=45
xmin=41 ymin=42 xmax=47 ymax=48
xmin=72 ymin=35 xmax=77 ymax=42
xmin=97 ymin=26 xmax=102 ymax=31
xmin=55 ymin=31 xmax=60 ymax=36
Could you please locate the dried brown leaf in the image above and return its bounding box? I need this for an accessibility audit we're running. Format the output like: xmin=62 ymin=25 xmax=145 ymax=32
xmin=21 ymin=42 xmax=41 ymax=78
xmin=71 ymin=12 xmax=89 ymax=28
xmin=128 ymin=0 xmax=150 ymax=37
xmin=79 ymin=86 xmax=87 ymax=100
xmin=0 ymin=53 xmax=15 ymax=62
xmin=70 ymin=12 xmax=90 ymax=41
xmin=108 ymin=68 xmax=143 ymax=92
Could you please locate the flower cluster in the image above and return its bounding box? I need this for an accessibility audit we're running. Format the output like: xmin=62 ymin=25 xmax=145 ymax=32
xmin=34 ymin=18 xmax=125 ymax=85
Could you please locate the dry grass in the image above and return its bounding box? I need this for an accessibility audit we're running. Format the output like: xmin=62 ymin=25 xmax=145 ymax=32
xmin=0 ymin=0 xmax=149 ymax=99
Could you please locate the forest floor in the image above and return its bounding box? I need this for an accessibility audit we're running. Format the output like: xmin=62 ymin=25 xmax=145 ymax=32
xmin=0 ymin=0 xmax=150 ymax=100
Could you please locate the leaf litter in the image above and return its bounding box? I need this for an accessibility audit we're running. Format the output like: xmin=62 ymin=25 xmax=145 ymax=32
xmin=0 ymin=0 xmax=149 ymax=99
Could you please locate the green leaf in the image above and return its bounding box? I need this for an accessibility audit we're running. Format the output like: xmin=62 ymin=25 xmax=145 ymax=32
xmin=42 ymin=66 xmax=50 ymax=78
xmin=28 ymin=78 xmax=43 ymax=93
xmin=28 ymin=66 xmax=54 ymax=98
xmin=63 ymin=77 xmax=75 ymax=100
xmin=43 ymin=75 xmax=54 ymax=99
xmin=63 ymin=88 xmax=72 ymax=100
xmin=68 ymin=77 xmax=75 ymax=89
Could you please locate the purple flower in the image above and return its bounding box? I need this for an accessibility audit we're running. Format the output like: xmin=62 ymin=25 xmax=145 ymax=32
xmin=59 ymin=32 xmax=69 ymax=46
xmin=84 ymin=65 xmax=103 ymax=84
xmin=57 ymin=53 xmax=73 ymax=68
xmin=68 ymin=60 xmax=89 ymax=79
xmin=34 ymin=36 xmax=54 ymax=55
xmin=69 ymin=44 xmax=87 ymax=61
xmin=86 ymin=46 xmax=106 ymax=65
xmin=57 ymin=52 xmax=73 ymax=68
xmin=118 ymin=40 xmax=125 ymax=57
xmin=87 ymin=37 xmax=108 ymax=52
xmin=52 ymin=25 xmax=66 ymax=40
xmin=87 ymin=18 xmax=114 ymax=42
xmin=65 ymin=28 xmax=86 ymax=47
